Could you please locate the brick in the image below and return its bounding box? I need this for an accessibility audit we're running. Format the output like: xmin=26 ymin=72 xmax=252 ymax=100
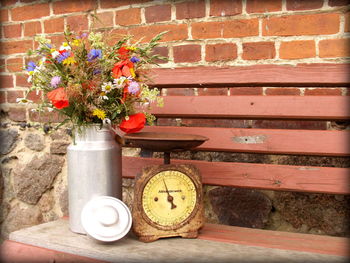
xmin=16 ymin=74 xmax=30 ymax=87
xmin=176 ymin=0 xmax=205 ymax=20
xmin=27 ymin=90 xmax=42 ymax=103
xmin=210 ymin=0 xmax=242 ymax=17
xmin=205 ymin=43 xmax=237 ymax=62
xmin=286 ymin=0 xmax=323 ymax=10
xmin=48 ymin=35 xmax=66 ymax=47
xmin=166 ymin=88 xmax=196 ymax=96
xmin=151 ymin=46 xmax=169 ymax=64
xmin=12 ymin=3 xmax=50 ymax=21
xmin=246 ymin=0 xmax=282 ymax=13
xmin=0 ymin=75 xmax=14 ymax=88
xmin=345 ymin=12 xmax=350 ymax=33
xmin=29 ymin=109 xmax=67 ymax=123
xmin=1 ymin=0 xmax=17 ymax=6
xmin=44 ymin=17 xmax=65 ymax=34
xmin=304 ymin=88 xmax=342 ymax=95
xmin=173 ymin=45 xmax=201 ymax=63
xmin=7 ymin=90 xmax=23 ymax=103
xmin=0 ymin=40 xmax=33 ymax=55
xmin=115 ymin=8 xmax=141 ymax=26
xmin=129 ymin=24 xmax=188 ymax=43
xmin=53 ymin=0 xmax=96 ymax=15
xmin=223 ymin=18 xmax=259 ymax=38
xmin=100 ymin=0 xmax=149 ymax=9
xmin=3 ymin=24 xmax=22 ymax=38
xmin=6 ymin=58 xmax=23 ymax=72
xmin=192 ymin=21 xmax=224 ymax=39
xmin=263 ymin=13 xmax=340 ymax=36
xmin=145 ymin=5 xmax=171 ymax=23
xmin=0 ymin=9 xmax=9 ymax=22
xmin=92 ymin=12 xmax=114 ymax=29
xmin=24 ymin=21 xmax=42 ymax=37
xmin=0 ymin=91 xmax=5 ymax=103
xmin=230 ymin=87 xmax=263 ymax=95
xmin=252 ymin=120 xmax=327 ymax=130
xmin=66 ymin=14 xmax=89 ymax=32
xmin=8 ymin=107 xmax=27 ymax=122
xmin=0 ymin=59 xmax=5 ymax=73
xmin=242 ymin=42 xmax=275 ymax=60
xmin=328 ymin=0 xmax=350 ymax=6
xmin=105 ymin=28 xmax=129 ymax=45
xmin=319 ymin=39 xmax=350 ymax=58
xmin=279 ymin=40 xmax=315 ymax=59
xmin=265 ymin=88 xmax=301 ymax=95
xmin=197 ymin=88 xmax=228 ymax=95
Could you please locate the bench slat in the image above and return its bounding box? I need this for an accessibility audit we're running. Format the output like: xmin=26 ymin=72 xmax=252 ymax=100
xmin=142 ymin=126 xmax=350 ymax=156
xmin=150 ymin=64 xmax=350 ymax=87
xmin=122 ymin=157 xmax=350 ymax=194
xmin=199 ymin=223 xmax=350 ymax=257
xmin=150 ymin=96 xmax=350 ymax=120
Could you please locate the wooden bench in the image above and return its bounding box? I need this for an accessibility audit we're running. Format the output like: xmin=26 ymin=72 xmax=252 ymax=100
xmin=122 ymin=64 xmax=350 ymax=256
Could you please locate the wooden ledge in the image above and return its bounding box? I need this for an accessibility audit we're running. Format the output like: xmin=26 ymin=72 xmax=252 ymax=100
xmin=1 ymin=219 xmax=348 ymax=262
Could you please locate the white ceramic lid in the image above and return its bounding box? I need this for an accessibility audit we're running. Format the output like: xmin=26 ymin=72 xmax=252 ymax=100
xmin=81 ymin=196 xmax=132 ymax=242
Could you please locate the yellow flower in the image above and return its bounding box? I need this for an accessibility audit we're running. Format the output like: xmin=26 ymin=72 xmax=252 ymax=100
xmin=71 ymin=39 xmax=81 ymax=46
xmin=93 ymin=109 xmax=106 ymax=120
xmin=126 ymin=46 xmax=136 ymax=51
xmin=63 ymin=57 xmax=76 ymax=65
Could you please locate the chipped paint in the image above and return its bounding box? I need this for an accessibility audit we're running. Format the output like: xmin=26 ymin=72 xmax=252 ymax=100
xmin=233 ymin=135 xmax=267 ymax=144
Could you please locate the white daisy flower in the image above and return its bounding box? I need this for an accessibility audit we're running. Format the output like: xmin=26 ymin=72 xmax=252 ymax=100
xmin=16 ymin=98 xmax=33 ymax=104
xmin=101 ymin=82 xmax=115 ymax=93
xmin=59 ymin=42 xmax=71 ymax=51
xmin=51 ymin=50 xmax=60 ymax=58
xmin=113 ymin=77 xmax=128 ymax=88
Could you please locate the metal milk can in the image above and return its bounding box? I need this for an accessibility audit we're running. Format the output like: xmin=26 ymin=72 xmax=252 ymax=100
xmin=67 ymin=125 xmax=122 ymax=234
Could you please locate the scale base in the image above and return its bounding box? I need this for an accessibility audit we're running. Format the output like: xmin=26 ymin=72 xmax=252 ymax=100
xmin=138 ymin=230 xmax=199 ymax=243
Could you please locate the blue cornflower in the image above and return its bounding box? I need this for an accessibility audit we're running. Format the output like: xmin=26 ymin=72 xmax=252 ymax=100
xmin=56 ymin=51 xmax=70 ymax=63
xmin=130 ymin=56 xmax=140 ymax=63
xmin=87 ymin=49 xmax=102 ymax=62
xmin=26 ymin=61 xmax=36 ymax=72
xmin=93 ymin=69 xmax=101 ymax=75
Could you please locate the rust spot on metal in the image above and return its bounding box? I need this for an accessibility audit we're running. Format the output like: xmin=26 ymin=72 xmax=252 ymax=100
xmin=233 ymin=135 xmax=267 ymax=144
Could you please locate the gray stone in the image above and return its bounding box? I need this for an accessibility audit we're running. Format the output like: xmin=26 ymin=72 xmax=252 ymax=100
xmin=50 ymin=141 xmax=70 ymax=154
xmin=1 ymin=203 xmax=43 ymax=238
xmin=50 ymin=129 xmax=70 ymax=141
xmin=24 ymin=133 xmax=45 ymax=151
xmin=58 ymin=186 xmax=68 ymax=216
xmin=0 ymin=129 xmax=18 ymax=155
xmin=273 ymin=192 xmax=350 ymax=237
xmin=38 ymin=192 xmax=55 ymax=212
xmin=13 ymin=154 xmax=64 ymax=205
xmin=0 ymin=169 xmax=3 ymax=204
xmin=209 ymin=187 xmax=272 ymax=228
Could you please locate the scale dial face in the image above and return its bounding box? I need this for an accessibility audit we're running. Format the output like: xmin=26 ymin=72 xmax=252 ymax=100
xmin=141 ymin=170 xmax=197 ymax=228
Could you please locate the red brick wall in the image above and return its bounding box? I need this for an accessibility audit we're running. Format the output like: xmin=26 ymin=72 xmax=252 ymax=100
xmin=0 ymin=0 xmax=349 ymax=122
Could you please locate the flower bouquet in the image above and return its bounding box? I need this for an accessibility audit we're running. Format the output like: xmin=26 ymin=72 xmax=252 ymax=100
xmin=20 ymin=28 xmax=165 ymax=134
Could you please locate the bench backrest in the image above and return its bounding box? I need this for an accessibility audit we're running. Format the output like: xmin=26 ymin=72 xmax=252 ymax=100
xmin=123 ymin=64 xmax=350 ymax=195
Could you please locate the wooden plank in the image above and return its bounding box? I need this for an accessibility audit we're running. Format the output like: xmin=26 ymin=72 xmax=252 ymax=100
xmin=149 ymin=64 xmax=350 ymax=87
xmin=198 ymin=223 xmax=350 ymax=257
xmin=149 ymin=96 xmax=350 ymax=120
xmin=122 ymin=156 xmax=350 ymax=194
xmin=142 ymin=126 xmax=350 ymax=156
xmin=0 ymin=240 xmax=106 ymax=263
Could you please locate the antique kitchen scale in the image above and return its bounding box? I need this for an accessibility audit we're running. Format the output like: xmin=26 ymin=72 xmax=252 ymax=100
xmin=124 ymin=132 xmax=208 ymax=242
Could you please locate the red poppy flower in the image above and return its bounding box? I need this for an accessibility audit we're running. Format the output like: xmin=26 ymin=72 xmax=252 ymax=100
xmin=47 ymin=87 xmax=69 ymax=109
xmin=118 ymin=46 xmax=129 ymax=59
xmin=112 ymin=60 xmax=134 ymax=78
xmin=119 ymin=113 xmax=146 ymax=134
